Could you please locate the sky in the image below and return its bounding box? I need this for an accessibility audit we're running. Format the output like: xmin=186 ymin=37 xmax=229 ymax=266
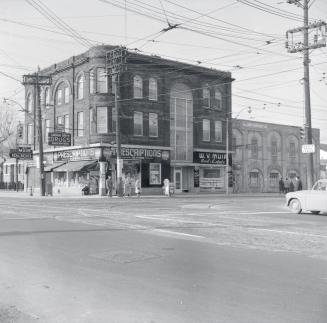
xmin=1 ymin=0 xmax=327 ymax=142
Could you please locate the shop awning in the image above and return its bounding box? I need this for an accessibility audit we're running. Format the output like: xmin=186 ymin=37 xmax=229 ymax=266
xmin=44 ymin=162 xmax=66 ymax=172
xmin=53 ymin=160 xmax=98 ymax=172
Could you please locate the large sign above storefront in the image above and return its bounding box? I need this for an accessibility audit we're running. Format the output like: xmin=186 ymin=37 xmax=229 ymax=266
xmin=193 ymin=151 xmax=226 ymax=165
xmin=104 ymin=147 xmax=170 ymax=161
xmin=48 ymin=132 xmax=71 ymax=146
xmin=54 ymin=148 xmax=96 ymax=161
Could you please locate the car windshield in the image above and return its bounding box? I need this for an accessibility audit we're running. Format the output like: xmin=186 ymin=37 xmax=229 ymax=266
xmin=313 ymin=181 xmax=327 ymax=191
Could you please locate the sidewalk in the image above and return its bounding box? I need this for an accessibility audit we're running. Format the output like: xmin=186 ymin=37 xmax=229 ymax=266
xmin=0 ymin=189 xmax=284 ymax=199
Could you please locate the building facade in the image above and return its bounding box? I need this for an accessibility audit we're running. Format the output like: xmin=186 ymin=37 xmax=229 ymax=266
xmin=23 ymin=45 xmax=233 ymax=195
xmin=232 ymin=119 xmax=320 ymax=192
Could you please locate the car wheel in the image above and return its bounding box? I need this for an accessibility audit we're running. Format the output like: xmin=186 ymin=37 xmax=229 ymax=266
xmin=310 ymin=211 xmax=320 ymax=215
xmin=289 ymin=198 xmax=302 ymax=214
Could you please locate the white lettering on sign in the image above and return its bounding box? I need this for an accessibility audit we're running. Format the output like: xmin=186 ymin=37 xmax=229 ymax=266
xmin=55 ymin=148 xmax=95 ymax=161
xmin=302 ymin=144 xmax=315 ymax=154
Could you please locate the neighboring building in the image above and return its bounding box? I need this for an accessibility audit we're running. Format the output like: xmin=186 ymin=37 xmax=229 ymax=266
xmin=320 ymin=144 xmax=327 ymax=179
xmin=0 ymin=158 xmax=25 ymax=190
xmin=23 ymin=45 xmax=233 ymax=195
xmin=232 ymin=119 xmax=320 ymax=192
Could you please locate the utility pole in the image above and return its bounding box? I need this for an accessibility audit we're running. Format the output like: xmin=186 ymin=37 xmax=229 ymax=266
xmin=106 ymin=46 xmax=127 ymax=197
xmin=225 ymin=117 xmax=229 ymax=195
xmin=22 ymin=71 xmax=52 ymax=196
xmin=286 ymin=0 xmax=326 ymax=188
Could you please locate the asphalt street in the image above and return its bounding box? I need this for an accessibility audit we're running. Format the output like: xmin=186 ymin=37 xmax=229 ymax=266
xmin=0 ymin=193 xmax=326 ymax=323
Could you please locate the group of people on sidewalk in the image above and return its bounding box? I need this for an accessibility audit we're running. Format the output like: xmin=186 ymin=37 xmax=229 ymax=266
xmin=279 ymin=176 xmax=302 ymax=194
xmin=105 ymin=176 xmax=141 ymax=198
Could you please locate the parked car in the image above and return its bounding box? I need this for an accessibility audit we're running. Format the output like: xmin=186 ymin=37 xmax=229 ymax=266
xmin=286 ymin=179 xmax=327 ymax=214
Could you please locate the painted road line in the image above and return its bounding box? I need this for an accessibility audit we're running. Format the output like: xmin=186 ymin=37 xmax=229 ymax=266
xmin=152 ymin=229 xmax=205 ymax=239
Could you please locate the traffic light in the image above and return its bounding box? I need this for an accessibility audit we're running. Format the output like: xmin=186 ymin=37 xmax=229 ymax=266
xmin=17 ymin=124 xmax=23 ymax=139
xmin=300 ymin=127 xmax=305 ymax=140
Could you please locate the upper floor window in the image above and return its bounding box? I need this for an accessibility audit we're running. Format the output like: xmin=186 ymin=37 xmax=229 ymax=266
xmin=44 ymin=87 xmax=50 ymax=107
xmin=97 ymin=67 xmax=107 ymax=93
xmin=77 ymin=111 xmax=84 ymax=136
xmin=97 ymin=106 xmax=108 ymax=134
xmin=271 ymin=139 xmax=278 ymax=162
xmin=214 ymin=87 xmax=222 ymax=110
xmin=133 ymin=111 xmax=143 ymax=136
xmin=27 ymin=93 xmax=32 ymax=113
xmin=149 ymin=113 xmax=158 ymax=137
xmin=289 ymin=141 xmax=296 ymax=159
xmin=77 ymin=74 xmax=84 ymax=100
xmin=149 ymin=78 xmax=158 ymax=101
xmin=133 ymin=75 xmax=143 ymax=99
xmin=64 ymin=114 xmax=69 ymax=133
xmin=57 ymin=89 xmax=63 ymax=106
xmin=203 ymin=86 xmax=210 ymax=108
xmin=89 ymin=69 xmax=95 ymax=94
xmin=27 ymin=123 xmax=33 ymax=145
xmin=251 ymin=138 xmax=258 ymax=159
xmin=214 ymin=120 xmax=222 ymax=143
xmin=64 ymin=87 xmax=69 ymax=104
xmin=202 ymin=119 xmax=210 ymax=141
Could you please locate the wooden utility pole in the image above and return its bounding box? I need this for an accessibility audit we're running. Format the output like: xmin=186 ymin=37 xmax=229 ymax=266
xmin=106 ymin=46 xmax=127 ymax=197
xmin=286 ymin=0 xmax=326 ymax=188
xmin=22 ymin=71 xmax=52 ymax=196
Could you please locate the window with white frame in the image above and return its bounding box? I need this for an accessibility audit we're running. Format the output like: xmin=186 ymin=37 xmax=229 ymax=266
xmin=45 ymin=87 xmax=50 ymax=107
xmin=97 ymin=67 xmax=107 ymax=93
xmin=64 ymin=87 xmax=69 ymax=104
xmin=57 ymin=116 xmax=63 ymax=127
xmin=27 ymin=124 xmax=33 ymax=145
xmin=202 ymin=119 xmax=210 ymax=141
xmin=214 ymin=120 xmax=222 ymax=142
xmin=149 ymin=163 xmax=161 ymax=185
xmin=133 ymin=75 xmax=143 ymax=99
xmin=133 ymin=111 xmax=143 ymax=136
xmin=27 ymin=93 xmax=32 ymax=113
xmin=203 ymin=86 xmax=210 ymax=108
xmin=45 ymin=119 xmax=50 ymax=141
xmin=214 ymin=87 xmax=222 ymax=110
xmin=57 ymin=89 xmax=63 ymax=106
xmin=64 ymin=115 xmax=69 ymax=133
xmin=77 ymin=111 xmax=84 ymax=136
xmin=89 ymin=69 xmax=95 ymax=94
xmin=97 ymin=106 xmax=108 ymax=134
xmin=149 ymin=78 xmax=158 ymax=101
xmin=77 ymin=74 xmax=84 ymax=100
xmin=149 ymin=113 xmax=158 ymax=137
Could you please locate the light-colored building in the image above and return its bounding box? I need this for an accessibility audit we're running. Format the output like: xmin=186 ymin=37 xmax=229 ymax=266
xmin=232 ymin=119 xmax=320 ymax=192
xmin=1 ymin=158 xmax=25 ymax=190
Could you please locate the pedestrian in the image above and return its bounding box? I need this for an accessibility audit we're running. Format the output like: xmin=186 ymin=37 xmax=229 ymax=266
xmin=278 ymin=177 xmax=284 ymax=194
xmin=124 ymin=177 xmax=132 ymax=197
xmin=105 ymin=176 xmax=113 ymax=197
xmin=135 ymin=178 xmax=141 ymax=198
xmin=284 ymin=177 xmax=290 ymax=193
xmin=295 ymin=176 xmax=303 ymax=191
xmin=289 ymin=180 xmax=294 ymax=192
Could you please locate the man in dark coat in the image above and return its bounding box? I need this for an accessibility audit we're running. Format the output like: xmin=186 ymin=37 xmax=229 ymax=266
xmin=295 ymin=176 xmax=303 ymax=191
xmin=279 ymin=177 xmax=285 ymax=194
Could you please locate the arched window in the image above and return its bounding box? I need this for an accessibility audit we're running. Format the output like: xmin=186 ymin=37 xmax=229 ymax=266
xmin=251 ymin=137 xmax=258 ymax=159
xmin=45 ymin=87 xmax=50 ymax=106
xmin=77 ymin=74 xmax=84 ymax=100
xmin=149 ymin=77 xmax=157 ymax=101
xmin=133 ymin=75 xmax=143 ymax=99
xmin=27 ymin=93 xmax=32 ymax=113
xmin=271 ymin=138 xmax=278 ymax=162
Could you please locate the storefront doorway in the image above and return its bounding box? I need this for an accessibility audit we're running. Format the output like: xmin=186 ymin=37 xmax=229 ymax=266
xmin=174 ymin=168 xmax=182 ymax=193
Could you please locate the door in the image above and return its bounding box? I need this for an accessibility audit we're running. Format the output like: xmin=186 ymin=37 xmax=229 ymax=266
xmin=174 ymin=169 xmax=182 ymax=193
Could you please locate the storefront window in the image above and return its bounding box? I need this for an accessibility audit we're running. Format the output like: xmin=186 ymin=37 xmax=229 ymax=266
xmin=149 ymin=163 xmax=161 ymax=185
xmin=200 ymin=168 xmax=224 ymax=190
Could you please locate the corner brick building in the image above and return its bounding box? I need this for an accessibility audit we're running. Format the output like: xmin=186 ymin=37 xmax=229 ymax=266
xmin=23 ymin=45 xmax=233 ymax=195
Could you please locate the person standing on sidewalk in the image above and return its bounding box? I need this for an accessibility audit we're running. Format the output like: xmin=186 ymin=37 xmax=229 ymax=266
xmin=278 ymin=177 xmax=284 ymax=194
xmin=284 ymin=178 xmax=290 ymax=193
xmin=106 ymin=176 xmax=113 ymax=197
xmin=294 ymin=176 xmax=303 ymax=191
xmin=135 ymin=178 xmax=141 ymax=198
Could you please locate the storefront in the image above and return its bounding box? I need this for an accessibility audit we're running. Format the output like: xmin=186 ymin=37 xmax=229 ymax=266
xmin=193 ymin=151 xmax=230 ymax=193
xmin=104 ymin=146 xmax=170 ymax=195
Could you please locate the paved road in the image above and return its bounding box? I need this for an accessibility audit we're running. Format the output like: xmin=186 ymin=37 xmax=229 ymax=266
xmin=0 ymin=194 xmax=326 ymax=322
